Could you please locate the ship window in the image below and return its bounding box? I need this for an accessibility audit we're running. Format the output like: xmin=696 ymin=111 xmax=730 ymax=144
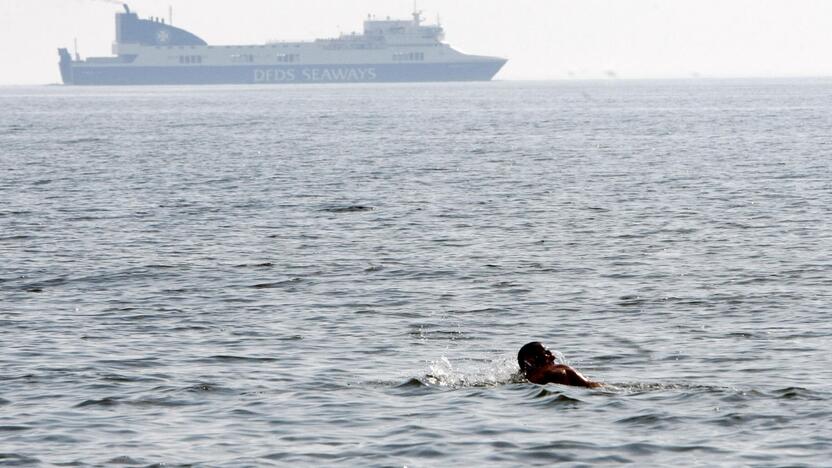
xmin=393 ymin=52 xmax=425 ymax=61
xmin=231 ymin=54 xmax=255 ymax=63
xmin=276 ymin=53 xmax=300 ymax=63
xmin=179 ymin=55 xmax=203 ymax=64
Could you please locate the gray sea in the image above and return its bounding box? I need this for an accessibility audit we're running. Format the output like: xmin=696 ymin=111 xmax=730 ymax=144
xmin=1 ymin=80 xmax=831 ymax=467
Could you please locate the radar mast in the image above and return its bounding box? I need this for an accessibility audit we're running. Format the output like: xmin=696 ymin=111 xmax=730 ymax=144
xmin=412 ymin=1 xmax=422 ymax=25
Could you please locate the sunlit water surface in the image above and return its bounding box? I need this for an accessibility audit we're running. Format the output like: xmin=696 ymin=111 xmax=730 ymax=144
xmin=1 ymin=80 xmax=831 ymax=466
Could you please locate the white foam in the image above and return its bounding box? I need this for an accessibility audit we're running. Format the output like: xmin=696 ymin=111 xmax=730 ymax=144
xmin=423 ymin=354 xmax=521 ymax=388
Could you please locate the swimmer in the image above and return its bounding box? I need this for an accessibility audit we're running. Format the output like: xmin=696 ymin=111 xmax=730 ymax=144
xmin=518 ymin=342 xmax=602 ymax=388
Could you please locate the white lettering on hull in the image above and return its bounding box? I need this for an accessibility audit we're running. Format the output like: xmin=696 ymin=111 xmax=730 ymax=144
xmin=254 ymin=67 xmax=377 ymax=83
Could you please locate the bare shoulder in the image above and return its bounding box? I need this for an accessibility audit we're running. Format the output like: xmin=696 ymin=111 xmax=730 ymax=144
xmin=543 ymin=364 xmax=601 ymax=388
xmin=562 ymin=365 xmax=602 ymax=388
xmin=528 ymin=365 xmax=571 ymax=385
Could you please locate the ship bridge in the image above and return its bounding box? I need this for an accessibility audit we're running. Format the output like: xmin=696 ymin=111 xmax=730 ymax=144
xmin=315 ymin=10 xmax=445 ymax=50
xmin=362 ymin=11 xmax=444 ymax=45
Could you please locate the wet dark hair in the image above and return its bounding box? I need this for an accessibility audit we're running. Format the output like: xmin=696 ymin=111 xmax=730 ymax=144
xmin=518 ymin=341 xmax=549 ymax=372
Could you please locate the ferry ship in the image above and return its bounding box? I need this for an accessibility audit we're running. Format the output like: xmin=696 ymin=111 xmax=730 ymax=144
xmin=58 ymin=5 xmax=507 ymax=85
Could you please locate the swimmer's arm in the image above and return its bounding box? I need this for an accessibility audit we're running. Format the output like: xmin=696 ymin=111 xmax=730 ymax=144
xmin=537 ymin=365 xmax=601 ymax=388
xmin=563 ymin=366 xmax=603 ymax=388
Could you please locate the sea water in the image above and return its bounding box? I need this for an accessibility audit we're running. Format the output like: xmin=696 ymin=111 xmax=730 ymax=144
xmin=1 ymin=80 xmax=831 ymax=466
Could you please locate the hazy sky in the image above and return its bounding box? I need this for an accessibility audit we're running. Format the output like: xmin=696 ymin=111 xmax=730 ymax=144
xmin=2 ymin=0 xmax=832 ymax=85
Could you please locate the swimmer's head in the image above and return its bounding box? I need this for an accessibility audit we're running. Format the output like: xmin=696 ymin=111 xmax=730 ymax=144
xmin=518 ymin=341 xmax=556 ymax=372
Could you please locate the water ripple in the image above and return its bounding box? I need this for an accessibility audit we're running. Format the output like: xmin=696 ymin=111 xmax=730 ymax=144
xmin=2 ymin=80 xmax=831 ymax=466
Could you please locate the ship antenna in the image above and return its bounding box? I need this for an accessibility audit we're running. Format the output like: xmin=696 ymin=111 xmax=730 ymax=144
xmin=412 ymin=1 xmax=422 ymax=24
xmin=74 ymin=38 xmax=80 ymax=61
xmin=169 ymin=5 xmax=173 ymax=25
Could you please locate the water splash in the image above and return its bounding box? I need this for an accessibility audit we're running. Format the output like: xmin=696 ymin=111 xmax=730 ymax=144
xmin=423 ymin=355 xmax=522 ymax=388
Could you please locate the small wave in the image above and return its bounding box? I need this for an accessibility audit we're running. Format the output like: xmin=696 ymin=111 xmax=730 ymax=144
xmin=208 ymin=120 xmax=265 ymax=129
xmin=396 ymin=378 xmax=427 ymax=389
xmin=585 ymin=206 xmax=610 ymax=212
xmin=0 ymin=374 xmax=37 ymax=383
xmin=0 ymin=453 xmax=40 ymax=465
xmin=604 ymin=382 xmax=665 ymax=392
xmin=617 ymin=295 xmax=648 ymax=306
xmin=143 ymin=263 xmax=177 ymax=269
xmin=408 ymin=326 xmax=469 ymax=341
xmin=75 ymin=395 xmax=198 ymax=409
xmin=128 ymin=397 xmax=197 ymax=408
xmin=771 ymin=387 xmax=824 ymax=400
xmin=95 ymin=358 xmax=160 ymax=369
xmin=601 ymin=382 xmax=732 ymax=394
xmin=20 ymin=267 xmax=178 ymax=293
xmin=96 ymin=373 xmax=166 ymax=384
xmin=3 ymin=124 xmax=28 ymax=131
xmin=59 ymin=137 xmax=106 ymax=145
xmin=0 ymin=210 xmax=32 ymax=218
xmin=250 ymin=278 xmax=304 ymax=289
xmin=203 ymin=355 xmax=279 ymax=363
xmin=615 ymin=412 xmax=686 ymax=428
xmin=67 ymin=216 xmax=107 ymax=222
xmin=0 ymin=235 xmax=34 ymax=241
xmin=274 ymin=334 xmax=303 ymax=341
xmin=20 ymin=276 xmax=69 ymax=292
xmin=446 ymin=307 xmax=503 ymax=315
xmin=320 ymin=205 xmax=373 ymax=213
xmin=75 ymin=397 xmax=121 ymax=408
xmin=530 ymin=388 xmax=585 ymax=406
xmin=0 ymin=425 xmax=31 ymax=432
xmin=107 ymin=455 xmax=145 ymax=465
xmin=234 ymin=262 xmax=274 ymax=269
xmin=709 ymin=411 xmax=789 ymax=427
xmin=616 ymin=442 xmax=730 ymax=456
xmin=179 ymin=383 xmax=234 ymax=394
